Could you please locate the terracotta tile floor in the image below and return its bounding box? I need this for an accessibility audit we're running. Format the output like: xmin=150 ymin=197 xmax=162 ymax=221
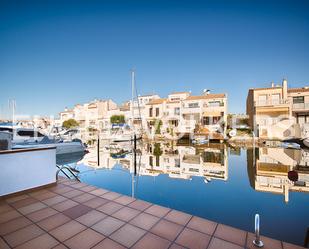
xmin=0 ymin=178 xmax=306 ymax=249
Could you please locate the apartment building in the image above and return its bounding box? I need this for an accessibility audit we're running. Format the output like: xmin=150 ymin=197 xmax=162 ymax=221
xmin=288 ymin=87 xmax=309 ymax=134
xmin=246 ymin=79 xmax=309 ymax=139
xmin=101 ymin=103 xmax=131 ymax=130
xmin=59 ymin=99 xmax=117 ymax=140
xmin=145 ymin=91 xmax=228 ymax=140
xmin=130 ymin=94 xmax=160 ymax=128
xmin=180 ymin=93 xmax=227 ymax=139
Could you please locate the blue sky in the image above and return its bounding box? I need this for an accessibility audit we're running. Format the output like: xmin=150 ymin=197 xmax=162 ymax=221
xmin=0 ymin=0 xmax=308 ymax=118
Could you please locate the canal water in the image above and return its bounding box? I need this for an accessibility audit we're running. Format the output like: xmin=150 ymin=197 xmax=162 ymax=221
xmin=58 ymin=142 xmax=309 ymax=246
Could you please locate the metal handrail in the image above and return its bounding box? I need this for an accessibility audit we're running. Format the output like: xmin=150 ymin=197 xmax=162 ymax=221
xmin=56 ymin=164 xmax=80 ymax=182
xmin=253 ymin=214 xmax=264 ymax=247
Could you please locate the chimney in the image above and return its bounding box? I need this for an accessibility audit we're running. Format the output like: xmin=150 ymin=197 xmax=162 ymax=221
xmin=282 ymin=78 xmax=288 ymax=99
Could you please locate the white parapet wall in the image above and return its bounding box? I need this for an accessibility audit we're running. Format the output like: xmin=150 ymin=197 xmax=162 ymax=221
xmin=0 ymin=146 xmax=57 ymax=196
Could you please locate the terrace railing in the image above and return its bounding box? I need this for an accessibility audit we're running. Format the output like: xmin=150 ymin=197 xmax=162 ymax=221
xmin=254 ymin=99 xmax=290 ymax=107
xmin=292 ymin=102 xmax=309 ymax=110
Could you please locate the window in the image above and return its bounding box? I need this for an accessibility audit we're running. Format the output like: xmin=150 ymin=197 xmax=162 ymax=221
xmin=175 ymin=159 xmax=180 ymax=168
xmin=171 ymin=120 xmax=178 ymax=126
xmin=202 ymin=116 xmax=221 ymax=125
xmin=203 ymin=151 xmax=224 ymax=164
xmin=17 ymin=130 xmax=45 ymax=137
xmin=203 ymin=117 xmax=210 ymax=125
xmin=0 ymin=127 xmax=13 ymax=132
xmin=149 ymin=108 xmax=153 ymax=117
xmin=188 ymin=103 xmax=199 ymax=108
xmin=208 ymin=101 xmax=220 ymax=107
xmin=174 ymin=107 xmax=180 ymax=115
xmin=213 ymin=116 xmax=221 ymax=124
xmin=258 ymin=95 xmax=267 ymax=105
xmin=271 ymin=94 xmax=280 ymax=104
xmin=149 ymin=156 xmax=153 ymax=166
xmin=155 ymin=108 xmax=159 ymax=116
xmin=293 ymin=96 xmax=304 ymax=104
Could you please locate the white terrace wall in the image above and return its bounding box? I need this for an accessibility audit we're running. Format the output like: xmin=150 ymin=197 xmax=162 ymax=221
xmin=0 ymin=147 xmax=56 ymax=196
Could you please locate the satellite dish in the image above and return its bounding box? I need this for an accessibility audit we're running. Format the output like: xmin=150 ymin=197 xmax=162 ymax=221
xmin=203 ymin=89 xmax=210 ymax=95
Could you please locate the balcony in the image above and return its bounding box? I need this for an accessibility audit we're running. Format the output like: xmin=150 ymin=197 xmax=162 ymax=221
xmin=176 ymin=120 xmax=196 ymax=133
xmin=255 ymin=99 xmax=289 ymax=107
xmin=203 ymin=105 xmax=225 ymax=114
xmin=292 ymin=102 xmax=309 ymax=111
xmin=182 ymin=106 xmax=201 ymax=114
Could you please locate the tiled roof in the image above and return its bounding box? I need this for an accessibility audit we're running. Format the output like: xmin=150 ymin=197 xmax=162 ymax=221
xmin=288 ymin=87 xmax=309 ymax=93
xmin=146 ymin=98 xmax=167 ymax=105
xmin=185 ymin=94 xmax=226 ymax=100
xmin=166 ymin=100 xmax=181 ymax=104
xmin=249 ymin=87 xmax=282 ymax=91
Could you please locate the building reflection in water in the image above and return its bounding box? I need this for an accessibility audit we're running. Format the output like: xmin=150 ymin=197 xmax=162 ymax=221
xmin=77 ymin=141 xmax=309 ymax=203
xmin=248 ymin=147 xmax=309 ymax=203
xmin=78 ymin=141 xmax=228 ymax=183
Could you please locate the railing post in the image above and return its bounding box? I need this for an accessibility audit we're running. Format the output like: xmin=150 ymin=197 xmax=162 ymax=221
xmin=253 ymin=214 xmax=264 ymax=247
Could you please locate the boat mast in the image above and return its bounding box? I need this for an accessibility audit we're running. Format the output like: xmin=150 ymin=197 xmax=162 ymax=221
xmin=131 ymin=69 xmax=136 ymax=198
xmin=9 ymin=99 xmax=16 ymax=138
xmin=131 ymin=69 xmax=135 ymax=131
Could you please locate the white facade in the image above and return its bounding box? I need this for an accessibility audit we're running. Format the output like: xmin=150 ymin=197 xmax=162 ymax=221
xmin=0 ymin=147 xmax=56 ymax=196
xmin=145 ymin=91 xmax=228 ymax=139
xmin=59 ymin=99 xmax=118 ymax=141
xmin=129 ymin=94 xmax=160 ymax=130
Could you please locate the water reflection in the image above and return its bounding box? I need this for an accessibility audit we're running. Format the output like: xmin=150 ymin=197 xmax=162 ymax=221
xmin=248 ymin=147 xmax=309 ymax=203
xmin=63 ymin=142 xmax=309 ymax=246
xmin=72 ymin=141 xmax=309 ymax=204
xmin=78 ymin=142 xmax=228 ymax=183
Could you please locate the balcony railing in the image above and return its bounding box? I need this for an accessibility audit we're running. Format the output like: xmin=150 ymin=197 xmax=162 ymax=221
xmin=176 ymin=121 xmax=196 ymax=133
xmin=182 ymin=106 xmax=201 ymax=113
xmin=292 ymin=103 xmax=309 ymax=110
xmin=254 ymin=99 xmax=289 ymax=107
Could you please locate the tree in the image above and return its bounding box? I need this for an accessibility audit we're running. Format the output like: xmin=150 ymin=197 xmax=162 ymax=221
xmin=154 ymin=119 xmax=163 ymax=134
xmin=153 ymin=143 xmax=163 ymax=157
xmin=110 ymin=115 xmax=125 ymax=124
xmin=62 ymin=119 xmax=79 ymax=129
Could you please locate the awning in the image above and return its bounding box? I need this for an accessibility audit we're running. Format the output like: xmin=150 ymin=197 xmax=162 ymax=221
xmin=256 ymin=107 xmax=289 ymax=114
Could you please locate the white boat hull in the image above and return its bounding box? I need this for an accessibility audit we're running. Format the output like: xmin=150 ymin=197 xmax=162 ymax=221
xmin=13 ymin=141 xmax=86 ymax=156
